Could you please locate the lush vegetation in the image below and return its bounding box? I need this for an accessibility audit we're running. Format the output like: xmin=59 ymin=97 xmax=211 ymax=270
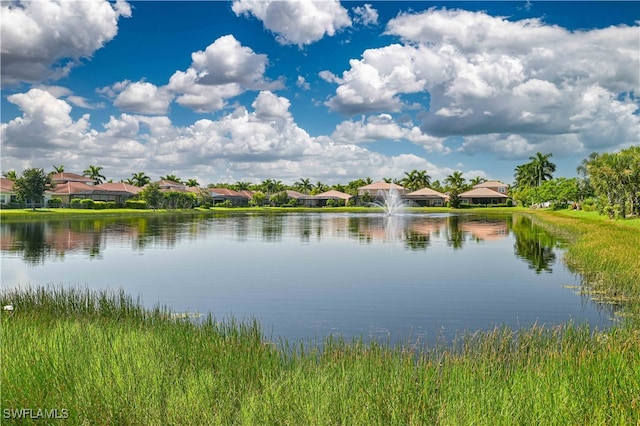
xmin=1 ymin=210 xmax=639 ymax=424
xmin=9 ymin=168 xmax=56 ymax=211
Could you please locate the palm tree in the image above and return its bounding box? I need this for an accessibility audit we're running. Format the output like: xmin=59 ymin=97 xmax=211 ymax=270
xmin=83 ymin=165 xmax=106 ymax=184
xmin=297 ymin=178 xmax=313 ymax=194
xmin=233 ymin=181 xmax=252 ymax=191
xmin=52 ymin=165 xmax=65 ymax=174
xmin=445 ymin=171 xmax=467 ymax=208
xmin=514 ymin=163 xmax=536 ymax=188
xmin=469 ymin=176 xmax=486 ymax=187
xmin=185 ymin=179 xmax=199 ymax=187
xmin=401 ymin=169 xmax=431 ymax=191
xmin=160 ymin=174 xmax=181 ymax=183
xmin=2 ymin=170 xmax=18 ymax=181
xmin=130 ymin=172 xmax=151 ymax=187
xmin=529 ymin=152 xmax=556 ymax=187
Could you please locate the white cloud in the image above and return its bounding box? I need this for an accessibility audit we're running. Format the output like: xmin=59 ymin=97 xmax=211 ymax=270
xmin=1 ymin=89 xmax=460 ymax=185
xmin=110 ymin=81 xmax=174 ymax=115
xmin=232 ymin=0 xmax=351 ymax=47
xmin=332 ymin=114 xmax=448 ymax=153
xmin=1 ymin=0 xmax=131 ymax=85
xmin=324 ymin=8 xmax=639 ymax=157
xmin=352 ymin=4 xmax=378 ymax=26
xmin=296 ymin=76 xmax=310 ymax=90
xmin=165 ymin=35 xmax=282 ymax=113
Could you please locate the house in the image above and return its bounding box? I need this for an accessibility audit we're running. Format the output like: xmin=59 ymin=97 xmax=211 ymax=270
xmin=48 ymin=181 xmax=142 ymax=206
xmin=459 ymin=187 xmax=509 ymax=205
xmin=404 ymin=187 xmax=449 ymax=207
xmin=207 ymin=188 xmax=251 ymax=206
xmin=0 ymin=178 xmax=16 ymax=205
xmin=299 ymin=190 xmax=353 ymax=207
xmin=357 ymin=181 xmax=406 ymax=202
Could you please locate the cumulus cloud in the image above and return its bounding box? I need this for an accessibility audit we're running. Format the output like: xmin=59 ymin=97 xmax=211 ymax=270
xmin=352 ymin=4 xmax=378 ymax=26
xmin=324 ymin=8 xmax=639 ymax=157
xmin=1 ymin=0 xmax=131 ymax=86
xmin=232 ymin=0 xmax=351 ymax=47
xmin=1 ymin=89 xmax=458 ymax=185
xmin=98 ymin=35 xmax=282 ymax=115
xmin=109 ymin=81 xmax=174 ymax=115
xmin=332 ymin=114 xmax=449 ymax=153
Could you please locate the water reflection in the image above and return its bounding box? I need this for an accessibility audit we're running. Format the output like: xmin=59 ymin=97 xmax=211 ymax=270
xmin=2 ymin=213 xmax=564 ymax=275
xmin=1 ymin=212 xmax=614 ymax=345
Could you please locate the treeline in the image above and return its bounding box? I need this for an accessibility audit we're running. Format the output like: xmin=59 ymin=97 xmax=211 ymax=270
xmin=512 ymin=147 xmax=639 ymax=218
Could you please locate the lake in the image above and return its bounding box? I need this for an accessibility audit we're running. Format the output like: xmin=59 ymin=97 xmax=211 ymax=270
xmin=1 ymin=212 xmax=615 ymax=346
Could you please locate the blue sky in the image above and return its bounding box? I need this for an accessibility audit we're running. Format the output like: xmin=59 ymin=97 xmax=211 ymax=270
xmin=1 ymin=1 xmax=638 ymax=186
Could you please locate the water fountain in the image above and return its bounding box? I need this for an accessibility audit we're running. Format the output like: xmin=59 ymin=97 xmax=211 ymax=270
xmin=371 ymin=187 xmax=407 ymax=216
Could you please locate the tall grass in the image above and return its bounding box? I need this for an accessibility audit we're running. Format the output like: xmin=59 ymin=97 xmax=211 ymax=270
xmin=2 ymin=285 xmax=639 ymax=425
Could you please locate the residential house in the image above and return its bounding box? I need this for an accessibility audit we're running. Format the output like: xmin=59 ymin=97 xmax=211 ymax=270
xmin=0 ymin=178 xmax=16 ymax=205
xmin=207 ymin=188 xmax=251 ymax=206
xmin=301 ymin=190 xmax=353 ymax=207
xmin=459 ymin=187 xmax=509 ymax=205
xmin=49 ymin=181 xmax=142 ymax=206
xmin=155 ymin=179 xmax=188 ymax=192
xmin=404 ymin=187 xmax=449 ymax=207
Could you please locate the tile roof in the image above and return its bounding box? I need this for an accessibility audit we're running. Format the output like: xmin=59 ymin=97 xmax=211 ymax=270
xmin=50 ymin=172 xmax=95 ymax=183
xmin=315 ymin=190 xmax=352 ymax=200
xmin=94 ymin=182 xmax=142 ymax=194
xmin=48 ymin=182 xmax=96 ymax=195
xmin=0 ymin=178 xmax=14 ymax=192
xmin=459 ymin=187 xmax=508 ymax=198
xmin=208 ymin=188 xmax=248 ymax=197
xmin=405 ymin=187 xmax=448 ymax=198
xmin=358 ymin=181 xmax=405 ymax=191
xmin=473 ymin=181 xmax=508 ymax=188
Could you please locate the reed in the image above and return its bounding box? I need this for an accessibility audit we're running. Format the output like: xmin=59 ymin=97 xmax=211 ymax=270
xmin=2 ymin=284 xmax=639 ymax=425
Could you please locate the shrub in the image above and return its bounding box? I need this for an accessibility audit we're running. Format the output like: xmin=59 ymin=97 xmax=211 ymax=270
xmin=125 ymin=200 xmax=147 ymax=209
xmin=80 ymin=199 xmax=95 ymax=209
xmin=326 ymin=199 xmax=335 ymax=207
xmin=47 ymin=198 xmax=63 ymax=208
xmin=70 ymin=198 xmax=84 ymax=208
xmin=506 ymin=198 xmax=514 ymax=207
xmin=93 ymin=201 xmax=108 ymax=210
xmin=216 ymin=200 xmax=233 ymax=208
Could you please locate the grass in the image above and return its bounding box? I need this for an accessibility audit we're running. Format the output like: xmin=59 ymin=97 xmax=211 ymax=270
xmin=2 ymin=287 xmax=639 ymax=425
xmin=1 ymin=208 xmax=639 ymax=424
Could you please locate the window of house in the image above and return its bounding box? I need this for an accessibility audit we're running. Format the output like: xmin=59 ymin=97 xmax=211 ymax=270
xmin=498 ymin=187 xmax=506 ymax=193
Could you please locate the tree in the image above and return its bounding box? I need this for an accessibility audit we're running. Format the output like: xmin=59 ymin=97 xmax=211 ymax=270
xmin=83 ymin=165 xmax=106 ymax=184
xmin=469 ymin=176 xmax=486 ymax=187
xmin=52 ymin=165 xmax=65 ymax=174
xmin=130 ymin=172 xmax=151 ymax=187
xmin=139 ymin=183 xmax=163 ymax=210
xmin=529 ymin=152 xmax=556 ymax=187
xmin=401 ymin=170 xmax=431 ymax=192
xmin=185 ymin=178 xmax=199 ymax=187
xmin=13 ymin=168 xmax=56 ymax=210
xmin=233 ymin=181 xmax=252 ymax=191
xmin=2 ymin=170 xmax=18 ymax=181
xmin=445 ymin=171 xmax=467 ymax=208
xmin=295 ymin=178 xmax=313 ymax=194
xmin=160 ymin=174 xmax=182 ymax=183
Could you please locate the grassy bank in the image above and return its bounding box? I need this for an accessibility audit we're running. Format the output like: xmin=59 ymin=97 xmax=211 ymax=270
xmin=1 ymin=209 xmax=639 ymax=424
xmin=2 ymin=286 xmax=639 ymax=425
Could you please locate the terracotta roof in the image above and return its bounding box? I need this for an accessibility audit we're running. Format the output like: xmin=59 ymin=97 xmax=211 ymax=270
xmin=94 ymin=182 xmax=142 ymax=194
xmin=237 ymin=190 xmax=254 ymax=198
xmin=154 ymin=180 xmax=186 ymax=190
xmin=208 ymin=188 xmax=248 ymax=198
xmin=285 ymin=190 xmax=306 ymax=198
xmin=50 ymin=172 xmax=95 ymax=183
xmin=315 ymin=190 xmax=352 ymax=200
xmin=405 ymin=187 xmax=448 ymax=198
xmin=0 ymin=178 xmax=14 ymax=192
xmin=459 ymin=187 xmax=508 ymax=198
xmin=474 ymin=181 xmax=507 ymax=188
xmin=48 ymin=182 xmax=95 ymax=195
xmin=358 ymin=181 xmax=405 ymax=191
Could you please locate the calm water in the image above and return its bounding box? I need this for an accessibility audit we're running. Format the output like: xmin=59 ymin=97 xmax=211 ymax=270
xmin=1 ymin=212 xmax=614 ymax=345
